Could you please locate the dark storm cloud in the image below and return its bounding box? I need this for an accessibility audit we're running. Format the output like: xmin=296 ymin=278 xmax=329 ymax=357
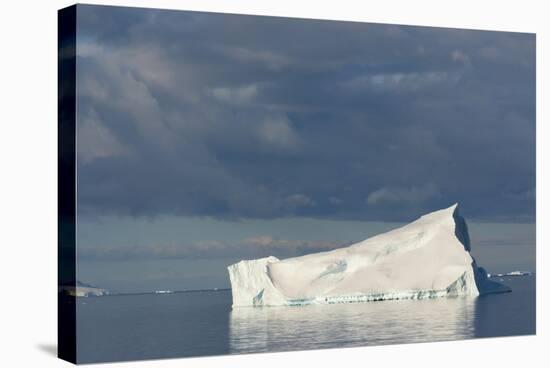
xmin=76 ymin=5 xmax=535 ymax=222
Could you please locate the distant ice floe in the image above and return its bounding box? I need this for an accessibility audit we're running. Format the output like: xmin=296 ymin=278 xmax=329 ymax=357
xmin=488 ymin=271 xmax=533 ymax=278
xmin=155 ymin=290 xmax=173 ymax=294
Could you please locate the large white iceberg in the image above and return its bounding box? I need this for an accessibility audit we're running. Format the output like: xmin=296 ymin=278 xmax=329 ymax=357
xmin=228 ymin=204 xmax=509 ymax=307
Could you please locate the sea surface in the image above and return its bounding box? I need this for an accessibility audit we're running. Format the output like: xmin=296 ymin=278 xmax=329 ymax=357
xmin=76 ymin=276 xmax=536 ymax=364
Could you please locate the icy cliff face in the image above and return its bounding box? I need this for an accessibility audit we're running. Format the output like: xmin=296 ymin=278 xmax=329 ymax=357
xmin=227 ymin=204 xmax=510 ymax=307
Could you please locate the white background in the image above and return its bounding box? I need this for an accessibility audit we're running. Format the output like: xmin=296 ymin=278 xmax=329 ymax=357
xmin=0 ymin=0 xmax=547 ymax=367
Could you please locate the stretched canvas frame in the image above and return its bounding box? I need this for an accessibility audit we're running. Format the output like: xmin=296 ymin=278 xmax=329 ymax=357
xmin=58 ymin=4 xmax=536 ymax=364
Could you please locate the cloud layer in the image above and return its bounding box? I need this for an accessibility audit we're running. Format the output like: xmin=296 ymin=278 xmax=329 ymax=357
xmin=78 ymin=235 xmax=347 ymax=261
xmin=75 ymin=5 xmax=535 ymax=222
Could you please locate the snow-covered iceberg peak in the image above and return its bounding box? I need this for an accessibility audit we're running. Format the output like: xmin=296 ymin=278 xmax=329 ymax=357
xmin=227 ymin=204 xmax=510 ymax=307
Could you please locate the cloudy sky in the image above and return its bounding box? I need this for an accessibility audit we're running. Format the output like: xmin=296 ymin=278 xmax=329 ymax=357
xmin=75 ymin=5 xmax=535 ymax=292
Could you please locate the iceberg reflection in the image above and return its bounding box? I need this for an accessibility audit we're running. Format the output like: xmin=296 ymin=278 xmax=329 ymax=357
xmin=229 ymin=296 xmax=476 ymax=353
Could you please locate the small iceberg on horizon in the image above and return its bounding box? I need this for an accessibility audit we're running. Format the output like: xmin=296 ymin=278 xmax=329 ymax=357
xmin=59 ymin=280 xmax=109 ymax=297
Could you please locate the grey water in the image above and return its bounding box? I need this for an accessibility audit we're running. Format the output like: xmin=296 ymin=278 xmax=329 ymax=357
xmin=76 ymin=276 xmax=535 ymax=364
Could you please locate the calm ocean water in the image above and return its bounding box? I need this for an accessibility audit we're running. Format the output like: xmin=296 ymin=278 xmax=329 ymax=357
xmin=76 ymin=276 xmax=535 ymax=364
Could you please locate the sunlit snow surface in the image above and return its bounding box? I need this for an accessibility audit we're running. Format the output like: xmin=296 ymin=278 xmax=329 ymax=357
xmin=228 ymin=204 xmax=509 ymax=307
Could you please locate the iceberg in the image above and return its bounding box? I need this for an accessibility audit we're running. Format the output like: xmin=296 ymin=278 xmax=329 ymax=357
xmin=59 ymin=281 xmax=109 ymax=297
xmin=227 ymin=204 xmax=510 ymax=307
